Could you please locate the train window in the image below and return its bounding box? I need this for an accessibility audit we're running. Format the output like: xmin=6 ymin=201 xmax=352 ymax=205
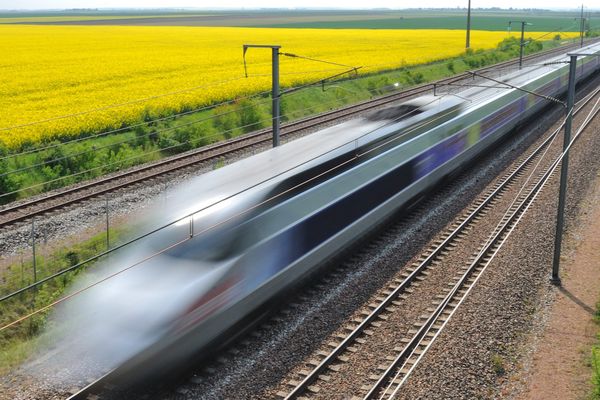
xmin=172 ymin=222 xmax=258 ymax=263
xmin=366 ymin=105 xmax=422 ymax=122
xmin=201 ymin=238 xmax=240 ymax=261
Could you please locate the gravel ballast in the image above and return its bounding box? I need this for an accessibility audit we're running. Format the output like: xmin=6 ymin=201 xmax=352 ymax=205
xmin=1 ymin=73 xmax=597 ymax=399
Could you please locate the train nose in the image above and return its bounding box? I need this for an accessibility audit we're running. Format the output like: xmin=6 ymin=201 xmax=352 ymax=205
xmin=56 ymin=254 xmax=230 ymax=371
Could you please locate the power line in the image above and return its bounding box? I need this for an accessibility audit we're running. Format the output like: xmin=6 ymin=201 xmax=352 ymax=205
xmin=0 ymin=88 xmax=274 ymax=163
xmin=0 ymin=72 xmax=364 ymax=181
xmin=1 ymin=67 xmax=359 ymax=161
xmin=5 ymin=88 xmax=565 ymax=333
xmin=280 ymin=52 xmax=359 ymax=71
xmin=0 ymin=92 xmax=361 ymax=199
xmin=530 ymin=24 xmax=578 ymax=42
xmin=469 ymin=70 xmax=566 ymax=106
xmin=0 ymin=94 xmax=460 ymax=313
xmin=0 ymin=96 xmax=274 ymax=178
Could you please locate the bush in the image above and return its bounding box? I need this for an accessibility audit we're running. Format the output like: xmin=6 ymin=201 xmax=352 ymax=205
xmin=213 ymin=104 xmax=242 ymax=139
xmin=0 ymin=161 xmax=19 ymax=204
xmin=238 ymin=100 xmax=267 ymax=133
xmin=172 ymin=128 xmax=193 ymax=152
xmin=447 ymin=61 xmax=455 ymax=73
xmin=133 ymin=125 xmax=149 ymax=147
xmin=524 ymin=39 xmax=542 ymax=55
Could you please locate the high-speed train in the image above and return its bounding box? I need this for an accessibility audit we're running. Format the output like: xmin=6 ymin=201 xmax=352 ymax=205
xmin=65 ymin=43 xmax=600 ymax=380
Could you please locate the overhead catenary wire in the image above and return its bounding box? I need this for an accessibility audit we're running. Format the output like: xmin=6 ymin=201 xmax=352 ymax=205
xmin=1 ymin=87 xmax=572 ymax=333
xmin=245 ymin=66 xmax=348 ymax=78
xmin=0 ymin=69 xmax=365 ymax=178
xmin=0 ymin=94 xmax=454 ymax=308
xmin=3 ymin=37 xmax=581 ymax=165
xmin=279 ymin=52 xmax=359 ymax=71
xmin=2 ymin=40 xmax=597 ymax=331
xmin=0 ymin=96 xmax=275 ymax=178
xmin=0 ymin=236 xmax=192 ymax=333
xmin=0 ymin=87 xmax=274 ymax=163
xmin=0 ymin=66 xmax=369 ymax=184
xmin=0 ymin=90 xmax=362 ymax=199
xmin=4 ymin=85 xmax=594 ymax=331
xmin=469 ymin=70 xmax=567 ymax=106
xmin=530 ymin=23 xmax=579 ymax=42
xmin=1 ymin=65 xmax=361 ymax=165
xmin=0 ymin=74 xmax=516 ymax=201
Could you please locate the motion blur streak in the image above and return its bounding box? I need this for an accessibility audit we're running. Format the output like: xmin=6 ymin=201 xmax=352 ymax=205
xmin=26 ymin=42 xmax=599 ymax=385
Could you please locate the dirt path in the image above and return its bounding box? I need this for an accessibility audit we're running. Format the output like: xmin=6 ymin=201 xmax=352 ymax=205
xmin=518 ymin=172 xmax=600 ymax=400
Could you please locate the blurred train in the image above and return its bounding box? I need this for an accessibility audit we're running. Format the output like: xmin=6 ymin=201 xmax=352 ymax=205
xmin=68 ymin=43 xmax=600 ymax=380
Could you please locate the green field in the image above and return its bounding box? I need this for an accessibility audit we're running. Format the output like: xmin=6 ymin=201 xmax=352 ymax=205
xmin=1 ymin=9 xmax=597 ymax=32
xmin=259 ymin=15 xmax=600 ymax=32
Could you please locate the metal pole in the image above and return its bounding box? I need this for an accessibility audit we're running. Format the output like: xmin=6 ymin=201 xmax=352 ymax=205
xmin=581 ymin=4 xmax=584 ymax=47
xmin=31 ymin=218 xmax=37 ymax=284
xmin=519 ymin=22 xmax=525 ymax=69
xmin=105 ymin=196 xmax=110 ymax=250
xmin=551 ymin=54 xmax=577 ymax=285
xmin=466 ymin=0 xmax=471 ymax=49
xmin=243 ymin=44 xmax=281 ymax=147
xmin=272 ymin=47 xmax=281 ymax=147
xmin=509 ymin=21 xmax=529 ymax=69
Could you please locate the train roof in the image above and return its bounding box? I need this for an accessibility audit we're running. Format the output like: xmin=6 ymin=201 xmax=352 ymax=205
xmin=366 ymin=95 xmax=463 ymax=122
xmin=153 ymin=41 xmax=600 ymax=227
xmin=154 ymin=97 xmax=465 ymax=225
xmin=456 ymin=41 xmax=600 ymax=106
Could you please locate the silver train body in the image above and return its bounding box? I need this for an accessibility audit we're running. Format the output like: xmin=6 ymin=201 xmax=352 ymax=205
xmin=70 ymin=43 xmax=600 ymax=379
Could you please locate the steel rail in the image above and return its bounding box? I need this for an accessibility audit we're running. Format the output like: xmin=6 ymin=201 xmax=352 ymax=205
xmin=282 ymin=85 xmax=600 ymax=400
xmin=66 ymin=369 xmax=115 ymax=400
xmin=55 ymin=43 xmax=598 ymax=400
xmin=0 ymin=41 xmax=591 ymax=229
xmin=365 ymin=91 xmax=600 ymax=400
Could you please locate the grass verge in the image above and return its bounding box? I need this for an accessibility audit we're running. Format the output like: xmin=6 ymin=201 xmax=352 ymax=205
xmin=0 ymin=226 xmax=130 ymax=374
xmin=590 ymin=304 xmax=600 ymax=398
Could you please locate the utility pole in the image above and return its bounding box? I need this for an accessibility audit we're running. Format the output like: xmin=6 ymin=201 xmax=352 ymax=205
xmin=509 ymin=21 xmax=531 ymax=69
xmin=574 ymin=5 xmax=587 ymax=48
xmin=105 ymin=196 xmax=110 ymax=250
xmin=551 ymin=54 xmax=577 ymax=285
xmin=31 ymin=218 xmax=37 ymax=285
xmin=550 ymin=52 xmax=600 ymax=283
xmin=243 ymin=44 xmax=281 ymax=147
xmin=466 ymin=0 xmax=472 ymax=49
xmin=580 ymin=4 xmax=586 ymax=47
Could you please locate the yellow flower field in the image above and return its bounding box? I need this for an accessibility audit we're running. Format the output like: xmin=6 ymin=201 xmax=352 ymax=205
xmin=0 ymin=25 xmax=573 ymax=149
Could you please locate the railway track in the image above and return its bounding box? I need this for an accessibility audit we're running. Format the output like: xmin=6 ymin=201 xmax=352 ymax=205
xmin=64 ymin=73 xmax=600 ymax=400
xmin=277 ymin=85 xmax=600 ymax=400
xmin=365 ymin=91 xmax=600 ymax=400
xmin=48 ymin=54 xmax=599 ymax=400
xmin=0 ymin=40 xmax=593 ymax=229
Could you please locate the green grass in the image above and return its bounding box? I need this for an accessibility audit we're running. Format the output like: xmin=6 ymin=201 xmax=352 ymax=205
xmin=491 ymin=353 xmax=506 ymax=376
xmin=589 ymin=302 xmax=600 ymax=399
xmin=0 ymin=226 xmax=131 ymax=373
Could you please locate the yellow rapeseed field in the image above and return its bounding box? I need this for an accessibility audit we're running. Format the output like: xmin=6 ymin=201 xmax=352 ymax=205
xmin=0 ymin=25 xmax=570 ymax=149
